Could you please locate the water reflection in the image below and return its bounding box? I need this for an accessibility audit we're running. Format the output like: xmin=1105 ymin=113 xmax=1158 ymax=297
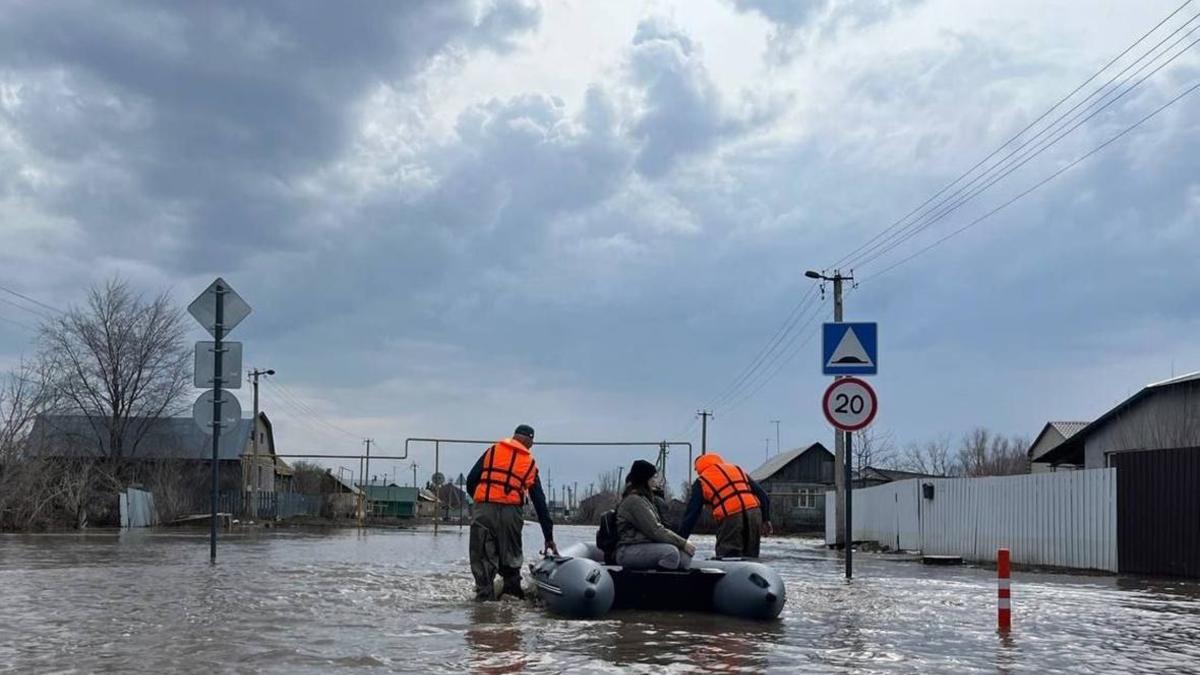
xmin=466 ymin=604 xmax=528 ymax=675
xmin=1 ymin=526 xmax=1199 ymax=674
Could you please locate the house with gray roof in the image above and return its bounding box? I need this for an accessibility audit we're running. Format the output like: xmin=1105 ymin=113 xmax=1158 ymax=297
xmin=28 ymin=411 xmax=291 ymax=498
xmin=748 ymin=442 xmax=834 ymax=533
xmin=1027 ymin=421 xmax=1089 ymax=473
xmin=1036 ymin=372 xmax=1200 ymax=469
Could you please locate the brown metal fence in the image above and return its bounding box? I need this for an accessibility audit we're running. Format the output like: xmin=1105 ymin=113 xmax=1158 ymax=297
xmin=1113 ymin=447 xmax=1200 ymax=578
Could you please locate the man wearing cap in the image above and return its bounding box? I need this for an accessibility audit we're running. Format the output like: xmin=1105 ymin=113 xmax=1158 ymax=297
xmin=678 ymin=453 xmax=773 ymax=558
xmin=465 ymin=424 xmax=557 ymax=601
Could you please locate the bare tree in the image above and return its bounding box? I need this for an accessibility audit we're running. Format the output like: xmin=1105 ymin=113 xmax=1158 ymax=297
xmin=958 ymin=428 xmax=1031 ymax=477
xmin=292 ymin=461 xmax=327 ymax=495
xmin=39 ymin=278 xmax=190 ymax=459
xmin=959 ymin=427 xmax=992 ymax=477
xmin=852 ymin=427 xmax=898 ymax=473
xmin=596 ymin=468 xmax=621 ymax=496
xmin=0 ymin=361 xmax=57 ymax=463
xmin=900 ymin=436 xmax=955 ymax=476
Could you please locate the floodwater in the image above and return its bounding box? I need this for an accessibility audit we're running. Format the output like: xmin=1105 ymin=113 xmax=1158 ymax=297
xmin=2 ymin=525 xmax=1199 ymax=674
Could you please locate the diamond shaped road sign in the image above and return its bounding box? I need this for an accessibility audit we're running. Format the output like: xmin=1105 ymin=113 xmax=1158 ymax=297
xmin=188 ymin=277 xmax=251 ymax=338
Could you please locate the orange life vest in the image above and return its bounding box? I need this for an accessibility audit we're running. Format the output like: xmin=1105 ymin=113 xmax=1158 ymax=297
xmin=696 ymin=454 xmax=760 ymax=521
xmin=472 ymin=438 xmax=538 ymax=505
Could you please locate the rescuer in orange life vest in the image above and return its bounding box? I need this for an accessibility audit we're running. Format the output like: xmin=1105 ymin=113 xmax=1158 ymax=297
xmin=465 ymin=424 xmax=557 ymax=601
xmin=678 ymin=453 xmax=773 ymax=558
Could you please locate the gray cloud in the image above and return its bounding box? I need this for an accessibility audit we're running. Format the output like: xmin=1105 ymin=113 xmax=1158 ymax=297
xmin=2 ymin=2 xmax=1198 ymax=484
xmin=732 ymin=0 xmax=923 ymax=29
xmin=0 ymin=0 xmax=540 ymax=271
xmin=629 ymin=17 xmax=730 ymax=177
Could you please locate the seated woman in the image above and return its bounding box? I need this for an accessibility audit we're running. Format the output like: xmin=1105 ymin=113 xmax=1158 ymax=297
xmin=616 ymin=460 xmax=695 ymax=570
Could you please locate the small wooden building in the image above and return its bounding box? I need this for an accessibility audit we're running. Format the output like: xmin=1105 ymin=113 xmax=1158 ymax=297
xmin=748 ymin=443 xmax=834 ymax=533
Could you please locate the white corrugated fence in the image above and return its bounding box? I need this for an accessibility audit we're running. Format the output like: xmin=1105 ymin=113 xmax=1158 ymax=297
xmin=824 ymin=468 xmax=1117 ymax=572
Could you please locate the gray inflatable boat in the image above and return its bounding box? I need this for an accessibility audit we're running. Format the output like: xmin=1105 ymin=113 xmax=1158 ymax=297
xmin=529 ymin=542 xmax=785 ymax=620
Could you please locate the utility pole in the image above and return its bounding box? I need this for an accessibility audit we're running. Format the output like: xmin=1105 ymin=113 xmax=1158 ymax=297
xmin=696 ymin=410 xmax=713 ymax=483
xmin=764 ymin=438 xmax=771 ymax=462
xmin=806 ymin=268 xmax=854 ymax=548
xmin=697 ymin=410 xmax=712 ymax=455
xmin=247 ymin=368 xmax=275 ymax=518
xmin=770 ymin=420 xmax=781 ymax=456
xmin=361 ymin=438 xmax=373 ymax=522
xmin=410 ymin=461 xmax=419 ymax=488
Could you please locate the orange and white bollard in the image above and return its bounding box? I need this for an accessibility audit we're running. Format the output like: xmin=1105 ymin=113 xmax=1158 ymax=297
xmin=997 ymin=548 xmax=1012 ymax=632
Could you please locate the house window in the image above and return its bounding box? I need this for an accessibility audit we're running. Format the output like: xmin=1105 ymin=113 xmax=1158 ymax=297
xmin=795 ymin=490 xmax=817 ymax=509
xmin=259 ymin=431 xmax=265 ymax=444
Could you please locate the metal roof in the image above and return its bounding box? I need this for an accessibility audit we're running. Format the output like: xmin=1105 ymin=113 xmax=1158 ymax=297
xmin=327 ymin=471 xmax=362 ymax=495
xmin=749 ymin=443 xmax=832 ymax=482
xmin=856 ymin=466 xmax=943 ymax=482
xmin=1027 ymin=421 xmax=1090 ymax=461
xmin=29 ymin=414 xmax=256 ymax=461
xmin=1038 ymin=372 xmax=1200 ymax=465
xmin=1049 ymin=421 xmax=1089 ymax=439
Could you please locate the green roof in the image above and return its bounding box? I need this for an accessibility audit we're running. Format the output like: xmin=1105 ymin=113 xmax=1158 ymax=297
xmin=365 ymin=485 xmax=418 ymax=504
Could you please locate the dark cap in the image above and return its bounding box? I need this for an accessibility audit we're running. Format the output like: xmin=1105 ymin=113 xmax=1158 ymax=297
xmin=626 ymin=459 xmax=657 ymax=486
xmin=513 ymin=424 xmax=535 ymax=439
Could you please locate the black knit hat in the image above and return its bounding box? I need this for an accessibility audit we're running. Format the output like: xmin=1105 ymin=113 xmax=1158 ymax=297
xmin=514 ymin=424 xmax=535 ymax=439
xmin=626 ymin=459 xmax=657 ymax=486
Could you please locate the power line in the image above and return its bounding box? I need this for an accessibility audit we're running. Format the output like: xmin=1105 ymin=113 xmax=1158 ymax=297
xmin=0 ymin=296 xmax=52 ymax=321
xmin=863 ymin=77 xmax=1200 ymax=282
xmin=0 ymin=284 xmax=63 ymax=315
xmin=722 ymin=297 xmax=827 ymax=414
xmin=0 ymin=313 xmax=39 ymax=332
xmin=832 ymin=0 xmax=1199 ymax=270
xmin=259 ymin=387 xmax=363 ymax=448
xmin=706 ymin=285 xmax=821 ymax=410
xmin=849 ymin=15 xmax=1200 ymax=272
xmin=264 ymin=379 xmax=363 ymax=439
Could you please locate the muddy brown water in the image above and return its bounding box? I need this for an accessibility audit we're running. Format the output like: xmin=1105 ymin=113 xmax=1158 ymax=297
xmin=2 ymin=524 xmax=1199 ymax=673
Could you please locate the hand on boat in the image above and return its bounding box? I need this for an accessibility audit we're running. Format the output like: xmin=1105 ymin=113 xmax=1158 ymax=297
xmin=542 ymin=540 xmax=559 ymax=556
xmin=683 ymin=542 xmax=696 ymax=556
xmin=761 ymin=521 xmax=774 ymax=537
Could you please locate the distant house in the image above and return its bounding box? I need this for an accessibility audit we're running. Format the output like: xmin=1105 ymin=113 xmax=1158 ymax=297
xmin=1027 ymin=421 xmax=1089 ymax=473
xmin=748 ymin=443 xmax=834 ymax=532
xmin=436 ymin=483 xmax=470 ymax=520
xmin=416 ymin=489 xmax=437 ymax=517
xmin=1037 ymin=372 xmax=1200 ymax=469
xmin=364 ymin=484 xmax=418 ymax=518
xmin=319 ymin=470 xmax=362 ymax=519
xmin=853 ymin=466 xmax=941 ymax=489
xmin=29 ymin=412 xmax=292 ymax=499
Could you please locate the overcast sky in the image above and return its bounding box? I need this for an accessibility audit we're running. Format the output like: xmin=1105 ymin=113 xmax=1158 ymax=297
xmin=1 ymin=0 xmax=1197 ymax=492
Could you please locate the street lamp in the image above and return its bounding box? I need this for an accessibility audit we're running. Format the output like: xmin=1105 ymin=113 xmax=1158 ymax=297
xmin=805 ymin=270 xmax=823 ymax=279
xmin=248 ymin=368 xmax=275 ymax=517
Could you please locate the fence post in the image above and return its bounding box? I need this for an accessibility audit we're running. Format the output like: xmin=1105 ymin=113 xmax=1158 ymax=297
xmin=998 ymin=547 xmax=1011 ymax=632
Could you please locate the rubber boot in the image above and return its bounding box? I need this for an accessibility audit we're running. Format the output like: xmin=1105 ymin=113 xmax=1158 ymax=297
xmin=500 ymin=576 xmax=525 ymax=600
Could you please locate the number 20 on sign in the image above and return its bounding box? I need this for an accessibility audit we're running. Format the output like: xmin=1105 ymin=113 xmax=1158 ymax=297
xmin=822 ymin=377 xmax=878 ymax=432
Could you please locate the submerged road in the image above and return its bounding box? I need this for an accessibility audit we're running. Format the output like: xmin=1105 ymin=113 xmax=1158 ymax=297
xmin=1 ymin=524 xmax=1198 ymax=673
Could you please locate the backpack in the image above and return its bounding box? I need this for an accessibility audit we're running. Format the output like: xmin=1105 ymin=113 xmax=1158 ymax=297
xmin=596 ymin=509 xmax=619 ymax=564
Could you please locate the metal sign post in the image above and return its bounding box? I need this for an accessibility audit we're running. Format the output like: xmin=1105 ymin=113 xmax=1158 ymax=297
xmin=188 ymin=278 xmax=251 ymax=564
xmin=823 ymin=376 xmax=878 ymax=580
xmin=209 ymin=286 xmax=223 ymax=564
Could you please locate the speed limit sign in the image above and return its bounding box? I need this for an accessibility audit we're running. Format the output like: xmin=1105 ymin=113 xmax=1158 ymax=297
xmin=822 ymin=377 xmax=878 ymax=432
